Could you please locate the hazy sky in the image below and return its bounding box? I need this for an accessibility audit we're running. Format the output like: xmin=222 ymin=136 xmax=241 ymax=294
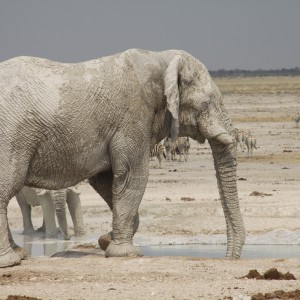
xmin=1 ymin=0 xmax=299 ymax=70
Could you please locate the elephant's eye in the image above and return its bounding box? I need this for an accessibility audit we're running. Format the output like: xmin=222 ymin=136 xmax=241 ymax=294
xmin=199 ymin=100 xmax=210 ymax=112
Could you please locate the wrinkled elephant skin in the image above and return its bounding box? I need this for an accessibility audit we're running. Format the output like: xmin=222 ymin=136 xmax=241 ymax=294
xmin=0 ymin=49 xmax=245 ymax=267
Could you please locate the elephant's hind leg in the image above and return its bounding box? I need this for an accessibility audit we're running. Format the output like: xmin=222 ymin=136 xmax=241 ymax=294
xmin=89 ymin=171 xmax=114 ymax=250
xmin=89 ymin=171 xmax=114 ymax=210
xmin=0 ymin=153 xmax=31 ymax=267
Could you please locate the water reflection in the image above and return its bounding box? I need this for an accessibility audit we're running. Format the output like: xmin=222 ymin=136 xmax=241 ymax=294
xmin=12 ymin=230 xmax=300 ymax=259
xmin=142 ymin=244 xmax=300 ymax=259
xmin=12 ymin=230 xmax=76 ymax=257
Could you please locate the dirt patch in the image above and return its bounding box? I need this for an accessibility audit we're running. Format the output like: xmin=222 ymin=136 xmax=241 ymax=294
xmin=71 ymin=243 xmax=96 ymax=250
xmin=180 ymin=197 xmax=195 ymax=202
xmin=241 ymin=268 xmax=296 ymax=280
xmin=0 ymin=271 xmax=51 ymax=285
xmin=250 ymin=191 xmax=273 ymax=197
xmin=6 ymin=296 xmax=41 ymax=300
xmin=251 ymin=289 xmax=300 ymax=300
xmin=237 ymin=153 xmax=300 ymax=163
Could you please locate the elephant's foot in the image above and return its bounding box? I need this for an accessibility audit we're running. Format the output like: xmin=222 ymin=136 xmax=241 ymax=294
xmin=98 ymin=232 xmax=112 ymax=251
xmin=62 ymin=233 xmax=71 ymax=240
xmin=9 ymin=239 xmax=28 ymax=260
xmin=75 ymin=228 xmax=86 ymax=237
xmin=0 ymin=250 xmax=21 ymax=268
xmin=105 ymin=241 xmax=143 ymax=257
xmin=45 ymin=228 xmax=59 ymax=239
xmin=37 ymin=225 xmax=45 ymax=232
xmin=12 ymin=246 xmax=28 ymax=260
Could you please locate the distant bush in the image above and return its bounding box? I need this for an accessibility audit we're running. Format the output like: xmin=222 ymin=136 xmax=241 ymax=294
xmin=209 ymin=67 xmax=300 ymax=78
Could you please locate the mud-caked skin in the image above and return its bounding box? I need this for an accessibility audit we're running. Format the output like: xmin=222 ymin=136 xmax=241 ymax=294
xmin=0 ymin=49 xmax=245 ymax=267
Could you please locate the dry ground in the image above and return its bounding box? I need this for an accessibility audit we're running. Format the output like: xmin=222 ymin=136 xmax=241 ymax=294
xmin=1 ymin=81 xmax=300 ymax=299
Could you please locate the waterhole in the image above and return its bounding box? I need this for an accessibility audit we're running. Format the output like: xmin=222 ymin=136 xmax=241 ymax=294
xmin=12 ymin=230 xmax=300 ymax=259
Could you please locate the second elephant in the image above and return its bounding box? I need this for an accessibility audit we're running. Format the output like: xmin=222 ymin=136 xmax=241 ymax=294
xmin=16 ymin=187 xmax=85 ymax=240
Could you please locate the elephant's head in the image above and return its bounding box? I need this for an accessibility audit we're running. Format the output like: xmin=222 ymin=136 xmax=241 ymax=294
xmin=164 ymin=53 xmax=233 ymax=143
xmin=163 ymin=52 xmax=245 ymax=258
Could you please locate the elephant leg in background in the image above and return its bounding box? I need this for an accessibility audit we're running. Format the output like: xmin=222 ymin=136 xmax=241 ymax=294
xmin=36 ymin=192 xmax=58 ymax=239
xmin=15 ymin=192 xmax=35 ymax=234
xmin=37 ymin=219 xmax=46 ymax=232
xmin=66 ymin=188 xmax=85 ymax=237
xmin=89 ymin=168 xmax=142 ymax=255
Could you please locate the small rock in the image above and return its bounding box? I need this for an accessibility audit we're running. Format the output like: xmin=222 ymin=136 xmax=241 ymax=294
xmin=181 ymin=197 xmax=195 ymax=202
xmin=250 ymin=191 xmax=272 ymax=197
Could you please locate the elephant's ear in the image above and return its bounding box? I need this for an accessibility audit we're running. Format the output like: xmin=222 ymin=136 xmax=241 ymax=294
xmin=164 ymin=55 xmax=182 ymax=139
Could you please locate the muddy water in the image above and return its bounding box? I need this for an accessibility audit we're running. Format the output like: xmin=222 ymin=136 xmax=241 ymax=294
xmin=142 ymin=244 xmax=300 ymax=259
xmin=12 ymin=230 xmax=300 ymax=259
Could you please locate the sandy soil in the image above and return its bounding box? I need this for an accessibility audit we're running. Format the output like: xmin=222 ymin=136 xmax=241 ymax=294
xmin=1 ymin=94 xmax=300 ymax=300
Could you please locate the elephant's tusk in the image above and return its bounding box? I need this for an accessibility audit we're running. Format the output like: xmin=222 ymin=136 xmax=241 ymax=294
xmin=68 ymin=187 xmax=81 ymax=195
xmin=36 ymin=189 xmax=48 ymax=196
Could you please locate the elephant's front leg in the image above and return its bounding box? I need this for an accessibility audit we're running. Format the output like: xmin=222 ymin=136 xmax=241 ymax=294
xmin=0 ymin=207 xmax=21 ymax=268
xmin=8 ymin=225 xmax=28 ymax=260
xmin=105 ymin=143 xmax=150 ymax=257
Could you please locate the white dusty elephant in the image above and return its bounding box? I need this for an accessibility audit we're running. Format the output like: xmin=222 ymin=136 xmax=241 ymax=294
xmin=0 ymin=49 xmax=245 ymax=267
xmin=15 ymin=186 xmax=85 ymax=240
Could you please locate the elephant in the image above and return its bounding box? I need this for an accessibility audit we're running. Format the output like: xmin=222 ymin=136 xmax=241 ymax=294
xmin=15 ymin=186 xmax=85 ymax=240
xmin=0 ymin=48 xmax=245 ymax=267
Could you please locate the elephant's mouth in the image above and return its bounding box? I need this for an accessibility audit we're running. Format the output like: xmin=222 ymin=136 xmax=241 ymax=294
xmin=213 ymin=132 xmax=234 ymax=145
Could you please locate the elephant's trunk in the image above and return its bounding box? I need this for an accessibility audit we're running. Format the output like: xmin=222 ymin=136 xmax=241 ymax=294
xmin=51 ymin=189 xmax=70 ymax=240
xmin=66 ymin=189 xmax=85 ymax=236
xmin=209 ymin=139 xmax=245 ymax=259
